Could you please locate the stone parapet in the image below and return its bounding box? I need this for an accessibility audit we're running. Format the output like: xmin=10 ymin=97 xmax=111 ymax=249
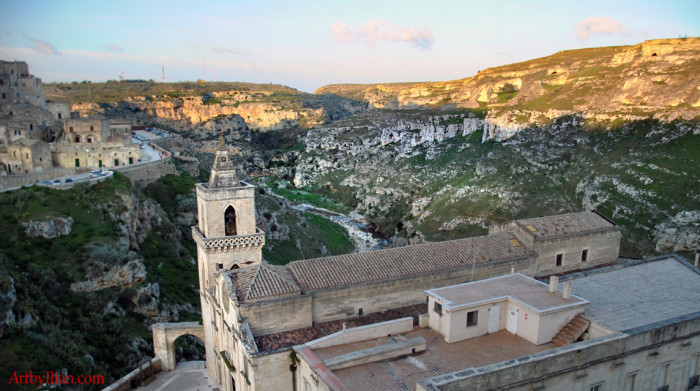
xmin=192 ymin=226 xmax=265 ymax=253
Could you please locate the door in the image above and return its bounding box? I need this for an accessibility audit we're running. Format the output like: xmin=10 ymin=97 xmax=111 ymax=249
xmin=507 ymin=306 xmax=518 ymax=334
xmin=74 ymin=158 xmax=79 ymax=167
xmin=488 ymin=305 xmax=500 ymax=334
xmin=98 ymin=160 xmax=102 ymax=168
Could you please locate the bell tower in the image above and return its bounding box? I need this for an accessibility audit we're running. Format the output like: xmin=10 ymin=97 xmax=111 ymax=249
xmin=192 ymin=135 xmax=265 ymax=292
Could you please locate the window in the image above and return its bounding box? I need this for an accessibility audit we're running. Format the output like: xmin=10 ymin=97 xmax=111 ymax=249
xmin=657 ymin=362 xmax=670 ymax=391
xmin=90 ymin=126 xmax=94 ymax=131
xmin=689 ymin=354 xmax=699 ymax=389
xmin=29 ymin=124 xmax=33 ymax=130
xmin=225 ymin=206 xmax=237 ymax=236
xmin=1 ymin=93 xmax=4 ymax=99
xmin=581 ymin=249 xmax=588 ymax=262
xmin=590 ymin=383 xmax=603 ymax=391
xmin=556 ymin=253 xmax=563 ymax=267
xmin=467 ymin=310 xmax=478 ymax=327
xmin=624 ymin=372 xmax=636 ymax=391
xmin=434 ymin=302 xmax=442 ymax=315
xmin=69 ymin=127 xmax=73 ymax=132
xmin=0 ymin=79 xmax=3 ymax=85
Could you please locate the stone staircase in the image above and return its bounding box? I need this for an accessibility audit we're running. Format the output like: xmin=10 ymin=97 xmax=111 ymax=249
xmin=552 ymin=314 xmax=590 ymax=347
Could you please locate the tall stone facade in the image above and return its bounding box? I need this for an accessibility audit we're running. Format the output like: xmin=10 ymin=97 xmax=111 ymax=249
xmin=193 ymin=136 xmax=265 ymax=387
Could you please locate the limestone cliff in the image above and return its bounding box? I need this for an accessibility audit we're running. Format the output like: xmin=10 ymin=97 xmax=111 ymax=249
xmin=62 ymin=87 xmax=366 ymax=133
xmin=316 ymin=39 xmax=700 ymax=127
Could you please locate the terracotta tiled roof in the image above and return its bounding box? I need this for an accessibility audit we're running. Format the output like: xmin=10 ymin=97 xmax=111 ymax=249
xmin=516 ymin=211 xmax=616 ymax=240
xmin=288 ymin=232 xmax=533 ymax=292
xmin=233 ymin=264 xmax=300 ymax=303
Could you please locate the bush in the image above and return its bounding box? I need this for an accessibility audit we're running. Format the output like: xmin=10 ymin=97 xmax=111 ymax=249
xmin=90 ymin=244 xmax=138 ymax=266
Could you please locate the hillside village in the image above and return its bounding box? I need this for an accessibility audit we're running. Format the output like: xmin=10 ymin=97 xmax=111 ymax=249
xmin=0 ymin=61 xmax=140 ymax=181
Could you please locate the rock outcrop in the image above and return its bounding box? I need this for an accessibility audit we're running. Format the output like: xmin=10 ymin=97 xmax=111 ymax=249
xmin=70 ymin=259 xmax=147 ymax=292
xmin=22 ymin=217 xmax=74 ymax=239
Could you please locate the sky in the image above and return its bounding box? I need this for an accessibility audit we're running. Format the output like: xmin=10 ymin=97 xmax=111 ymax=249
xmin=1 ymin=0 xmax=698 ymax=93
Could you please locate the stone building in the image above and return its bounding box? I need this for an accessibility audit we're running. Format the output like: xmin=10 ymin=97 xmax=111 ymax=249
xmin=0 ymin=60 xmax=141 ymax=176
xmin=147 ymin=144 xmax=695 ymax=391
xmin=3 ymin=139 xmax=52 ymax=174
xmin=0 ymin=61 xmax=46 ymax=109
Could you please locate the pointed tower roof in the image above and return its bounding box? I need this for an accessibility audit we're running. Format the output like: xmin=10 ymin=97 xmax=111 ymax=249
xmin=208 ymin=133 xmax=239 ymax=188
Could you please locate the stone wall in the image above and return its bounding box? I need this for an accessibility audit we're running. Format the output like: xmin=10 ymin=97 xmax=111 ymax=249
xmin=533 ymin=230 xmax=621 ymax=275
xmin=418 ymin=315 xmax=700 ymax=391
xmin=113 ymin=154 xmax=176 ymax=187
xmin=0 ymin=167 xmax=74 ymax=190
xmin=240 ymin=295 xmax=313 ymax=336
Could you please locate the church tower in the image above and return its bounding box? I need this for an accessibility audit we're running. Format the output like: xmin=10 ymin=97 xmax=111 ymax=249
xmin=192 ymin=135 xmax=265 ymax=293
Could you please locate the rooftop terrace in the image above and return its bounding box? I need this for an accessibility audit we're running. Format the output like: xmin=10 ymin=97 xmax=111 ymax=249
xmin=308 ymin=329 xmax=554 ymax=391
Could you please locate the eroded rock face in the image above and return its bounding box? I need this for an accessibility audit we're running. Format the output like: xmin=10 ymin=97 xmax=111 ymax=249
xmin=654 ymin=211 xmax=700 ymax=252
xmin=23 ymin=217 xmax=74 ymax=239
xmin=113 ymin=194 xmax=163 ymax=250
xmin=70 ymin=259 xmax=147 ymax=292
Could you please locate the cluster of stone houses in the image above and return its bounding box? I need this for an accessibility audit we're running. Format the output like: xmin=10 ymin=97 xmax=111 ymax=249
xmin=0 ymin=60 xmax=139 ymax=177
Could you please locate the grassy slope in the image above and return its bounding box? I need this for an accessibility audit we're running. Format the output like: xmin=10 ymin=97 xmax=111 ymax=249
xmin=313 ymin=38 xmax=700 ymax=119
xmin=0 ymin=174 xmax=163 ymax=389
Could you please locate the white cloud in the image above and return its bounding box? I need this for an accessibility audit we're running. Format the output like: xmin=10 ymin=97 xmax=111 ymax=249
xmin=26 ymin=36 xmax=59 ymax=55
xmin=105 ymin=44 xmax=123 ymax=52
xmin=574 ymin=17 xmax=629 ymax=40
xmin=332 ymin=20 xmax=434 ymax=50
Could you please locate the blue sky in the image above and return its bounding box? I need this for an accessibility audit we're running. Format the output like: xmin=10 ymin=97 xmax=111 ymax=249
xmin=1 ymin=0 xmax=698 ymax=92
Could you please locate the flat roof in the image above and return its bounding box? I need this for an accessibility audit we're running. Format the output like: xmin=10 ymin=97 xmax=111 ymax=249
xmin=563 ymin=256 xmax=700 ymax=332
xmin=312 ymin=329 xmax=553 ymax=391
xmin=516 ymin=211 xmax=616 ymax=240
xmin=427 ymin=274 xmax=587 ymax=313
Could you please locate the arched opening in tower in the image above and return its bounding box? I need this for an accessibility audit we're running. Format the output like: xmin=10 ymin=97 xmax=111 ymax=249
xmin=225 ymin=205 xmax=237 ymax=236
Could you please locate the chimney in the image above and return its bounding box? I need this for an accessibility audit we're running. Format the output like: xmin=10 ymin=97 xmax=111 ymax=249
xmin=563 ymin=282 xmax=573 ymax=299
xmin=695 ymin=251 xmax=699 ymax=268
xmin=549 ymin=276 xmax=559 ymax=293
xmin=511 ymin=267 xmax=515 ymax=276
xmin=342 ymin=322 xmax=347 ymax=332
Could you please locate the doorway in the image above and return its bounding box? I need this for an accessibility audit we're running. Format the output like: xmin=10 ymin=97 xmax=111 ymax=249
xmin=507 ymin=306 xmax=518 ymax=334
xmin=488 ymin=305 xmax=500 ymax=334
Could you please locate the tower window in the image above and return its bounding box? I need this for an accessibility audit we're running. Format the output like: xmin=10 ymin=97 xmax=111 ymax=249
xmin=225 ymin=205 xmax=237 ymax=236
xmin=556 ymin=253 xmax=563 ymax=266
xmin=581 ymin=249 xmax=588 ymax=262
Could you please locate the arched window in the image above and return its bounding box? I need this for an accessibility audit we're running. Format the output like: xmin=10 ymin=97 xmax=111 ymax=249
xmin=225 ymin=205 xmax=237 ymax=236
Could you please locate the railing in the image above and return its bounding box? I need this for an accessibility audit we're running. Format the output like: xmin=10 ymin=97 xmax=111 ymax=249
xmin=101 ymin=357 xmax=161 ymax=391
xmin=192 ymin=226 xmax=265 ymax=252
